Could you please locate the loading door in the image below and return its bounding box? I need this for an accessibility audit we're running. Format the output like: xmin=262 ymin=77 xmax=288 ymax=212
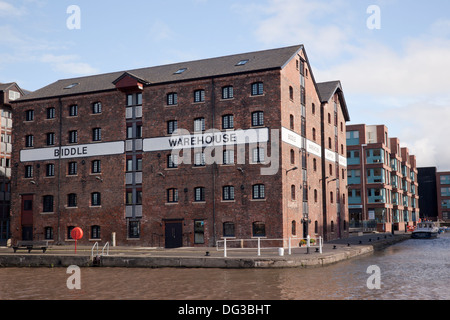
xmin=165 ymin=222 xmax=183 ymax=248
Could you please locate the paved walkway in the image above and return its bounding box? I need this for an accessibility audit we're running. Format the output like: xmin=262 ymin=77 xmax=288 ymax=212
xmin=0 ymin=232 xmax=412 ymax=268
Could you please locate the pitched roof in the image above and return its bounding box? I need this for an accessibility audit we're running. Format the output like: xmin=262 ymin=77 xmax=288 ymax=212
xmin=0 ymin=82 xmax=29 ymax=97
xmin=0 ymin=82 xmax=15 ymax=92
xmin=18 ymin=45 xmax=304 ymax=102
xmin=317 ymin=80 xmax=350 ymax=122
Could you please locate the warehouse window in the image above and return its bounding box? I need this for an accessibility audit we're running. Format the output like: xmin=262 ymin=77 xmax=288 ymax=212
xmin=223 ymin=150 xmax=234 ymax=165
xmin=25 ymin=110 xmax=34 ymax=122
xmin=251 ymin=82 xmax=264 ymax=96
xmin=91 ymin=192 xmax=101 ymax=206
xmin=167 ymin=188 xmax=179 ymax=203
xmin=251 ymin=111 xmax=264 ymax=127
xmin=67 ymin=194 xmax=77 ymax=208
xmin=168 ymin=154 xmax=179 ymax=169
xmin=194 ymin=220 xmax=205 ymax=244
xmin=252 ymin=147 xmax=265 ymax=164
xmin=167 ymin=120 xmax=178 ymax=134
xmin=92 ymin=160 xmax=101 ymax=174
xmin=252 ymin=222 xmax=266 ymax=237
xmin=25 ymin=165 xmax=33 ymax=178
xmin=67 ymin=226 xmax=75 ymax=239
xmin=47 ymin=133 xmax=55 ymax=146
xmin=43 ymin=195 xmax=54 ymax=213
xmin=68 ymin=162 xmax=77 ymax=176
xmin=223 ymin=222 xmax=235 ymax=237
xmin=128 ymin=220 xmax=140 ymax=239
xmin=194 ymin=89 xmax=205 ymax=103
xmin=44 ymin=227 xmax=53 ymax=240
xmin=69 ymin=105 xmax=78 ymax=117
xmin=92 ymin=102 xmax=102 ymax=114
xmin=222 ymin=86 xmax=234 ymax=99
xmin=223 ymin=186 xmax=235 ymax=201
xmin=167 ymin=92 xmax=178 ymax=105
xmin=252 ymin=184 xmax=265 ymax=200
xmin=47 ymin=107 xmax=56 ymax=119
xmin=222 ymin=114 xmax=234 ymax=129
xmin=194 ymin=117 xmax=205 ymax=132
xmin=25 ymin=135 xmax=34 ymax=148
xmin=194 ymin=187 xmax=205 ymax=202
xmin=194 ymin=152 xmax=206 ymax=167
xmin=93 ymin=128 xmax=102 ymax=141
xmin=68 ymin=131 xmax=78 ymax=144
xmin=91 ymin=226 xmax=101 ymax=239
xmin=46 ymin=164 xmax=55 ymax=177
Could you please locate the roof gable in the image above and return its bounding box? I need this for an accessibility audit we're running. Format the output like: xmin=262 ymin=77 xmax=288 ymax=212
xmin=317 ymin=81 xmax=350 ymax=122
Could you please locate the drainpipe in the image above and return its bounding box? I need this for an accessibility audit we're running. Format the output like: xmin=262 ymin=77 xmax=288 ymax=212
xmin=320 ymin=103 xmax=328 ymax=241
xmin=56 ymin=97 xmax=63 ymax=244
xmin=211 ymin=78 xmax=217 ymax=245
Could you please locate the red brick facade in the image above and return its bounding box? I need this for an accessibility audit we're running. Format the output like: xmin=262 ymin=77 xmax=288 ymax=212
xmin=10 ymin=46 xmax=350 ymax=247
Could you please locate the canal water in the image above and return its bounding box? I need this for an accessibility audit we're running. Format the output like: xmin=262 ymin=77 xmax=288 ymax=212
xmin=1 ymin=234 xmax=449 ymax=300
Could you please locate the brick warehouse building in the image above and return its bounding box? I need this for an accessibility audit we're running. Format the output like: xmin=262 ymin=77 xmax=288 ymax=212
xmin=0 ymin=82 xmax=29 ymax=245
xmin=10 ymin=45 xmax=351 ymax=248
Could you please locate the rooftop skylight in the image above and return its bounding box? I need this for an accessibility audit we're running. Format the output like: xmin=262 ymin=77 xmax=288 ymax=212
xmin=174 ymin=68 xmax=187 ymax=75
xmin=236 ymin=59 xmax=249 ymax=66
xmin=64 ymin=83 xmax=79 ymax=89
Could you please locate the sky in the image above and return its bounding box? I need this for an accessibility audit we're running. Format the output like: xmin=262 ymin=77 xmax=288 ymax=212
xmin=1 ymin=0 xmax=450 ymax=170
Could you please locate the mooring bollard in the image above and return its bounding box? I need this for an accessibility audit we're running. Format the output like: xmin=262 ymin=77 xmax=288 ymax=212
xmin=306 ymin=235 xmax=311 ymax=254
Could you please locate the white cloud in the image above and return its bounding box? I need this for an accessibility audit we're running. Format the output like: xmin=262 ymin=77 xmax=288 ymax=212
xmin=234 ymin=0 xmax=352 ymax=58
xmin=316 ymin=37 xmax=450 ymax=98
xmin=149 ymin=20 xmax=174 ymax=41
xmin=40 ymin=54 xmax=99 ymax=75
xmin=390 ymin=103 xmax=450 ymax=170
xmin=0 ymin=1 xmax=26 ymax=17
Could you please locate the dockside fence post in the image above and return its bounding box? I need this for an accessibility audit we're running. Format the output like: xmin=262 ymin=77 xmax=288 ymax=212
xmin=258 ymin=237 xmax=261 ymax=256
xmin=224 ymin=238 xmax=227 ymax=258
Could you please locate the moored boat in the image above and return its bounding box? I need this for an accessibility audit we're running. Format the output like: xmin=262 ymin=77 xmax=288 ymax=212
xmin=411 ymin=222 xmax=439 ymax=239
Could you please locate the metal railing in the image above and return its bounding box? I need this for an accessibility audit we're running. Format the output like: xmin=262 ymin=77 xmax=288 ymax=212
xmin=91 ymin=242 xmax=110 ymax=260
xmin=216 ymin=236 xmax=323 ymax=258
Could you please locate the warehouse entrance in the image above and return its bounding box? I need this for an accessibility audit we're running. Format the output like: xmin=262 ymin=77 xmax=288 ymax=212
xmin=165 ymin=222 xmax=183 ymax=248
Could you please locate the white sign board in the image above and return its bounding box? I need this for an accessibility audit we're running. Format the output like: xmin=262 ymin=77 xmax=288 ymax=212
xmin=20 ymin=141 xmax=125 ymax=162
xmin=143 ymin=128 xmax=269 ymax=152
xmin=281 ymin=127 xmax=303 ymax=149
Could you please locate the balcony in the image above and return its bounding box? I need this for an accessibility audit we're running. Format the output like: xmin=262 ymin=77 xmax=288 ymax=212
xmin=366 ymin=149 xmax=384 ymax=165
xmin=368 ymin=189 xmax=386 ymax=204
xmin=367 ymin=169 xmax=385 ymax=184
xmin=349 ymin=196 xmax=362 ymax=205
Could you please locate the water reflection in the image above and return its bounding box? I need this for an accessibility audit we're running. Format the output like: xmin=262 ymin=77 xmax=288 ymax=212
xmin=1 ymin=234 xmax=449 ymax=300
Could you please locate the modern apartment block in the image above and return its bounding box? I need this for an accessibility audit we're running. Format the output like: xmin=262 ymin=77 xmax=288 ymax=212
xmin=436 ymin=171 xmax=450 ymax=223
xmin=10 ymin=45 xmax=351 ymax=248
xmin=417 ymin=167 xmax=439 ymax=221
xmin=346 ymin=124 xmax=420 ymax=233
xmin=0 ymin=83 xmax=28 ymax=245
xmin=417 ymin=167 xmax=450 ymax=224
